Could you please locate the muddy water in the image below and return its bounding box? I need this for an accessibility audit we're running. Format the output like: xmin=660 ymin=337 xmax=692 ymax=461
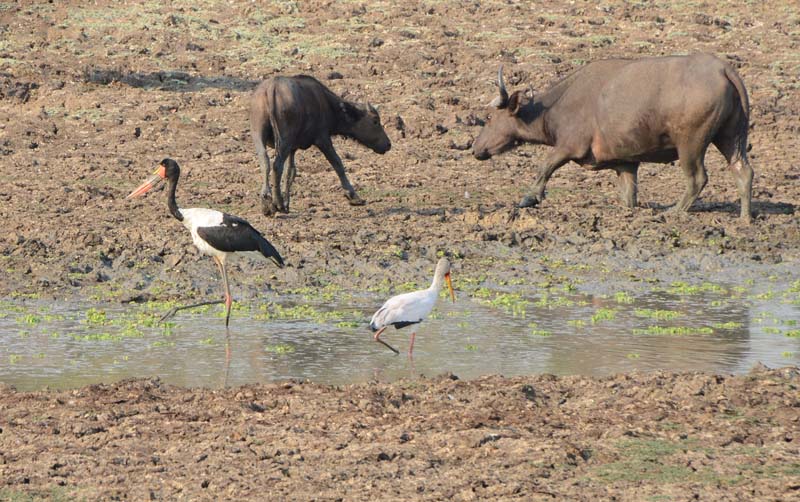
xmin=1 ymin=279 xmax=798 ymax=391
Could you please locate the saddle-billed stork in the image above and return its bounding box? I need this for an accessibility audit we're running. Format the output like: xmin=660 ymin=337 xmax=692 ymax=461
xmin=370 ymin=257 xmax=456 ymax=356
xmin=127 ymin=158 xmax=284 ymax=326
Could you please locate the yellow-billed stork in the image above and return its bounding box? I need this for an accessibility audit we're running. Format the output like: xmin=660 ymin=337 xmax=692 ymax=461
xmin=370 ymin=257 xmax=456 ymax=356
xmin=126 ymin=158 xmax=284 ymax=326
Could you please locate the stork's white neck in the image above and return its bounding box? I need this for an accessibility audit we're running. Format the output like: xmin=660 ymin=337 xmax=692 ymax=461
xmin=429 ymin=258 xmax=451 ymax=291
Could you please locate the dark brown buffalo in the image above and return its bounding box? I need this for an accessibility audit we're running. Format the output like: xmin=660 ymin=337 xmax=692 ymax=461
xmin=473 ymin=54 xmax=753 ymax=221
xmin=250 ymin=75 xmax=391 ymax=215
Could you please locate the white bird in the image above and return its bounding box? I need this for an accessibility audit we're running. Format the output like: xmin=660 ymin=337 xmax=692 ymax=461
xmin=126 ymin=158 xmax=284 ymax=326
xmin=370 ymin=257 xmax=456 ymax=356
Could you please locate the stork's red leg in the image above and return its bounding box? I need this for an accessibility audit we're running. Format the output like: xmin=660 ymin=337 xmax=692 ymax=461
xmin=215 ymin=256 xmax=233 ymax=327
xmin=408 ymin=332 xmax=416 ymax=357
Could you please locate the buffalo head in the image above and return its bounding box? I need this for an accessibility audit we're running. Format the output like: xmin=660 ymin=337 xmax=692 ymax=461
xmin=340 ymin=102 xmax=391 ymax=154
xmin=473 ymin=66 xmax=534 ymax=160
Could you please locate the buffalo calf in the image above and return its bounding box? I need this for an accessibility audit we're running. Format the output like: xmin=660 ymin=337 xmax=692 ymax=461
xmin=250 ymin=75 xmax=391 ymax=216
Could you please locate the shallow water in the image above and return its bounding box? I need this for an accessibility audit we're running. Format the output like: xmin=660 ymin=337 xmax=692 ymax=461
xmin=1 ymin=276 xmax=798 ymax=391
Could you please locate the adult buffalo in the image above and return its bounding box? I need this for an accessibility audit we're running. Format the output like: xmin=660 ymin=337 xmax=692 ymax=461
xmin=473 ymin=54 xmax=753 ymax=221
xmin=250 ymin=75 xmax=391 ymax=216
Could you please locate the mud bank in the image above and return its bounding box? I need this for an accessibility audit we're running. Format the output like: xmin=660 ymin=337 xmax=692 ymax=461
xmin=2 ymin=367 xmax=799 ymax=500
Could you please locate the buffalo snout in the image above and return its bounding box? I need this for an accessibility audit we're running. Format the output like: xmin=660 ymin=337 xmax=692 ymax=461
xmin=473 ymin=148 xmax=491 ymax=160
xmin=372 ymin=139 xmax=391 ymax=154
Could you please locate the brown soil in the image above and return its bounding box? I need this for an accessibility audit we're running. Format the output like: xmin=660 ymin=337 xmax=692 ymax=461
xmin=1 ymin=1 xmax=799 ymax=499
xmin=2 ymin=367 xmax=799 ymax=500
xmin=0 ymin=0 xmax=798 ymax=301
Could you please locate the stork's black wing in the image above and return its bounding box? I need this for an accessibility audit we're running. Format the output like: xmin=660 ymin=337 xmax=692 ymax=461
xmin=197 ymin=214 xmax=284 ymax=267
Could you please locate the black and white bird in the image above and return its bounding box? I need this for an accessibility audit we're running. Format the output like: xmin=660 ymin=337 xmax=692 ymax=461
xmin=370 ymin=257 xmax=456 ymax=356
xmin=126 ymin=158 xmax=284 ymax=326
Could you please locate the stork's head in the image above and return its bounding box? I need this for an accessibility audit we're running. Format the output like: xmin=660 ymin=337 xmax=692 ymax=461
xmin=435 ymin=257 xmax=456 ymax=303
xmin=126 ymin=158 xmax=180 ymax=198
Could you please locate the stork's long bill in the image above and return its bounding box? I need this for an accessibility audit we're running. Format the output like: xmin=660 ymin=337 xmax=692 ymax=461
xmin=445 ymin=272 xmax=455 ymax=303
xmin=126 ymin=165 xmax=167 ymax=199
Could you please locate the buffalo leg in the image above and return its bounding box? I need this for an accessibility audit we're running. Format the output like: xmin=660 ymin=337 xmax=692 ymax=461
xmin=317 ymin=137 xmax=365 ymax=206
xmin=271 ymin=146 xmax=289 ymax=213
xmin=673 ymin=144 xmax=709 ymax=212
xmin=614 ymin=163 xmax=639 ymax=208
xmin=521 ymin=150 xmax=570 ymax=208
xmin=252 ymin=129 xmax=276 ymax=216
xmin=714 ymin=137 xmax=753 ymax=222
xmin=283 ymin=152 xmax=297 ymax=212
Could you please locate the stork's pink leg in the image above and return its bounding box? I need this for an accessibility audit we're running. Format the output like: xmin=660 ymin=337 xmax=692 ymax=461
xmin=408 ymin=332 xmax=416 ymax=357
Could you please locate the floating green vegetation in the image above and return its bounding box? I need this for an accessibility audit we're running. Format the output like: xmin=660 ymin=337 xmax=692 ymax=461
xmin=634 ymin=309 xmax=683 ymax=321
xmin=667 ymin=281 xmax=725 ymax=295
xmin=71 ymin=332 xmax=122 ymax=342
xmin=626 ymin=353 xmax=641 ymax=359
xmin=465 ymin=344 xmax=478 ymax=351
xmin=633 ymin=326 xmax=713 ymax=336
xmin=336 ymin=320 xmax=361 ymax=329
xmin=788 ymin=280 xmax=800 ymax=293
xmin=763 ymin=327 xmax=782 ymax=335
xmin=0 ymin=301 xmax=26 ymax=314
xmin=591 ymin=308 xmax=616 ymax=324
xmin=472 ymin=287 xmax=493 ymax=299
xmin=16 ymin=314 xmax=41 ymax=325
xmin=459 ymin=274 xmax=488 ymax=288
xmin=754 ymin=312 xmax=778 ymax=324
xmin=784 ymin=319 xmax=798 ymax=326
xmin=265 ymin=343 xmax=295 ymax=354
xmin=151 ymin=340 xmax=175 ymax=348
xmin=710 ymin=300 xmax=725 ymax=307
xmin=614 ymin=291 xmax=634 ymax=304
xmin=786 ymin=330 xmax=800 ymax=338
xmin=486 ymin=293 xmax=528 ymax=317
xmin=530 ymin=329 xmax=552 ymax=337
xmin=200 ymin=337 xmax=216 ymax=345
xmin=567 ymin=319 xmax=586 ymax=328
xmin=84 ymin=308 xmax=110 ymax=326
xmin=256 ymin=303 xmax=352 ymax=323
xmin=752 ymin=290 xmax=775 ymax=300
xmin=713 ymin=322 xmax=743 ymax=330
xmin=9 ymin=291 xmax=42 ymax=299
xmin=782 ymin=351 xmax=795 ymax=358
xmin=9 ymin=354 xmax=21 ymax=364
xmin=456 ymin=321 xmax=470 ymax=329
xmin=560 ymin=281 xmax=578 ymax=293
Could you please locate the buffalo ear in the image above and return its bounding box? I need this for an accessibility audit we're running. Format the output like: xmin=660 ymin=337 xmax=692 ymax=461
xmin=339 ymin=101 xmax=363 ymax=123
xmin=508 ymin=91 xmax=525 ymax=116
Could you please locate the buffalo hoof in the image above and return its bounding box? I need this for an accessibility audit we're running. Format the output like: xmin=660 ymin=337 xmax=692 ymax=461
xmin=518 ymin=195 xmax=540 ymax=208
xmin=261 ymin=198 xmax=276 ymax=216
xmin=261 ymin=197 xmax=281 ymax=217
xmin=346 ymin=194 xmax=366 ymax=206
